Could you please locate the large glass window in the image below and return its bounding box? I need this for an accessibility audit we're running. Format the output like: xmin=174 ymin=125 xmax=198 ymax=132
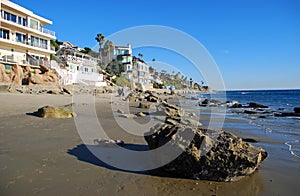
xmin=4 ymin=11 xmax=10 ymax=20
xmin=40 ymin=39 xmax=47 ymax=49
xmin=11 ymin=14 xmax=16 ymax=22
xmin=0 ymin=29 xmax=10 ymax=39
xmin=30 ymin=19 xmax=39 ymax=30
xmin=16 ymin=33 xmax=22 ymax=42
xmin=16 ymin=33 xmax=26 ymax=43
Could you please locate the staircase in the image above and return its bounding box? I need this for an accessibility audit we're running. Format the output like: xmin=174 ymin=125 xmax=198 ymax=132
xmin=49 ymin=60 xmax=73 ymax=85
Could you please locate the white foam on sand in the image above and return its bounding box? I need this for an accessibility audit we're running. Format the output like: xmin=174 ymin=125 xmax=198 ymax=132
xmin=285 ymin=140 xmax=300 ymax=159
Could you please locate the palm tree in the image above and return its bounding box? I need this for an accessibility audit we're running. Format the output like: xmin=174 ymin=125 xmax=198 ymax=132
xmin=95 ymin=33 xmax=106 ymax=49
xmin=95 ymin=33 xmax=106 ymax=62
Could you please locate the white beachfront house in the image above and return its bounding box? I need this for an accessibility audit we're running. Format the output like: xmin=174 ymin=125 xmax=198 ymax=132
xmin=53 ymin=47 xmax=106 ymax=86
xmin=0 ymin=0 xmax=56 ymax=68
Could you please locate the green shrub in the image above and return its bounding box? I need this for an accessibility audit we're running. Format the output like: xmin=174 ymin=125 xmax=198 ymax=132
xmin=112 ymin=77 xmax=131 ymax=87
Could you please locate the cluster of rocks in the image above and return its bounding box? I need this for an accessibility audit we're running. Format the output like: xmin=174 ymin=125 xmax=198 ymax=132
xmin=128 ymin=90 xmax=268 ymax=181
xmin=127 ymin=90 xmax=163 ymax=103
xmin=275 ymin=107 xmax=300 ymax=117
xmin=0 ymin=83 xmax=116 ymax=96
xmin=228 ymin=101 xmax=300 ymax=117
xmin=0 ymin=63 xmax=57 ymax=86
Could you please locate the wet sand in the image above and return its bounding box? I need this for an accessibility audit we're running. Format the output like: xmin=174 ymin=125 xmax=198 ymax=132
xmin=0 ymin=92 xmax=299 ymax=195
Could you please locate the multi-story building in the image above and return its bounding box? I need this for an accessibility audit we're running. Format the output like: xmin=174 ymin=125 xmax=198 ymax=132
xmin=132 ymin=56 xmax=151 ymax=87
xmin=101 ymin=43 xmax=133 ymax=73
xmin=0 ymin=0 xmax=56 ymax=68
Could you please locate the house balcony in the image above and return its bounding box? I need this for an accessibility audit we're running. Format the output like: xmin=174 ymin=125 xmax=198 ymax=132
xmin=0 ymin=36 xmax=56 ymax=54
xmin=0 ymin=17 xmax=56 ymax=38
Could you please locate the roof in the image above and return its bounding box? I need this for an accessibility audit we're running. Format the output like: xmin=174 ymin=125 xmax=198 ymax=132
xmin=1 ymin=0 xmax=53 ymax=25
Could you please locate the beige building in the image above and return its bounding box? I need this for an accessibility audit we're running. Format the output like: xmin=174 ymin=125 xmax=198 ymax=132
xmin=0 ymin=0 xmax=56 ymax=68
xmin=132 ymin=56 xmax=152 ymax=87
xmin=101 ymin=43 xmax=133 ymax=73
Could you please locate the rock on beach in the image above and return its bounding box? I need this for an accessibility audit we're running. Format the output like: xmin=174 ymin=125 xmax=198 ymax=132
xmin=33 ymin=106 xmax=76 ymax=118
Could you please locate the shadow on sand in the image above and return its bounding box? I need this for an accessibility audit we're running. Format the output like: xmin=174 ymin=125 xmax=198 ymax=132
xmin=67 ymin=143 xmax=178 ymax=177
xmin=67 ymin=143 xmax=265 ymax=195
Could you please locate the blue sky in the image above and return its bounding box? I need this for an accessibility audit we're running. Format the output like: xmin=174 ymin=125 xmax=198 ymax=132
xmin=12 ymin=0 xmax=300 ymax=90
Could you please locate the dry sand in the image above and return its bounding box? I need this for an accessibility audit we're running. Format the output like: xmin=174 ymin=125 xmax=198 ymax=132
xmin=0 ymin=92 xmax=299 ymax=195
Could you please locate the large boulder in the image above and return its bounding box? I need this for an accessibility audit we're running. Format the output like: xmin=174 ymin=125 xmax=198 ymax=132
xmin=10 ymin=64 xmax=23 ymax=85
xmin=0 ymin=63 xmax=10 ymax=83
xmin=144 ymin=124 xmax=267 ymax=182
xmin=28 ymin=71 xmax=57 ymax=84
xmin=139 ymin=102 xmax=156 ymax=110
xmin=34 ymin=106 xmax=76 ymax=118
xmin=161 ymin=101 xmax=183 ymax=118
xmin=39 ymin=63 xmax=50 ymax=73
xmin=28 ymin=74 xmax=43 ymax=84
xmin=294 ymin=107 xmax=300 ymax=113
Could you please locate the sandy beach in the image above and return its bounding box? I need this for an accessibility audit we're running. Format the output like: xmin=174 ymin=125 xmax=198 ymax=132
xmin=0 ymin=92 xmax=299 ymax=195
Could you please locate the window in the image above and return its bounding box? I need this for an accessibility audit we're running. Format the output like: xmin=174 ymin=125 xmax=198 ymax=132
xmin=0 ymin=29 xmax=10 ymax=39
xmin=16 ymin=33 xmax=22 ymax=42
xmin=17 ymin=16 xmax=22 ymax=24
xmin=40 ymin=39 xmax=47 ymax=49
xmin=23 ymin=18 xmax=27 ymax=26
xmin=77 ymin=66 xmax=79 ymax=71
xmin=11 ymin=14 xmax=16 ymax=22
xmin=15 ymin=33 xmax=26 ymax=43
xmin=30 ymin=19 xmax=39 ymax=30
xmin=5 ymin=65 xmax=11 ymax=70
xmin=4 ymin=11 xmax=10 ymax=20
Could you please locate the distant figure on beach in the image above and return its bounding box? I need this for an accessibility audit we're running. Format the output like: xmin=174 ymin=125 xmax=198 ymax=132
xmin=169 ymin=86 xmax=175 ymax=95
xmin=118 ymin=86 xmax=127 ymax=100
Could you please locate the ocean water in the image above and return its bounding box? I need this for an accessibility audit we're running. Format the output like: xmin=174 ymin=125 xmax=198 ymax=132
xmin=224 ymin=90 xmax=300 ymax=159
xmin=188 ymin=89 xmax=300 ymax=159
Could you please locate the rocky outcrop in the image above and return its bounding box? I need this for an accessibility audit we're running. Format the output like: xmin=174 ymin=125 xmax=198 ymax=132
xmin=0 ymin=63 xmax=10 ymax=83
xmin=28 ymin=71 xmax=57 ymax=84
xmin=230 ymin=102 xmax=242 ymax=108
xmin=273 ymin=107 xmax=300 ymax=117
xmin=248 ymin=102 xmax=268 ymax=108
xmin=244 ymin=110 xmax=259 ymax=114
xmin=145 ymin=123 xmax=267 ymax=182
xmin=33 ymin=106 xmax=76 ymax=118
xmin=137 ymin=90 xmax=268 ymax=182
xmin=10 ymin=64 xmax=23 ymax=85
xmin=62 ymin=87 xmax=72 ymax=95
xmin=0 ymin=62 xmax=58 ymax=86
xmin=139 ymin=102 xmax=157 ymax=110
xmin=274 ymin=112 xmax=300 ymax=117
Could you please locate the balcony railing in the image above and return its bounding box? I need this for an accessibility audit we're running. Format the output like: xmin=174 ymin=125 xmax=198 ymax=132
xmin=1 ymin=16 xmax=56 ymax=37
xmin=40 ymin=27 xmax=56 ymax=37
xmin=0 ymin=36 xmax=55 ymax=51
